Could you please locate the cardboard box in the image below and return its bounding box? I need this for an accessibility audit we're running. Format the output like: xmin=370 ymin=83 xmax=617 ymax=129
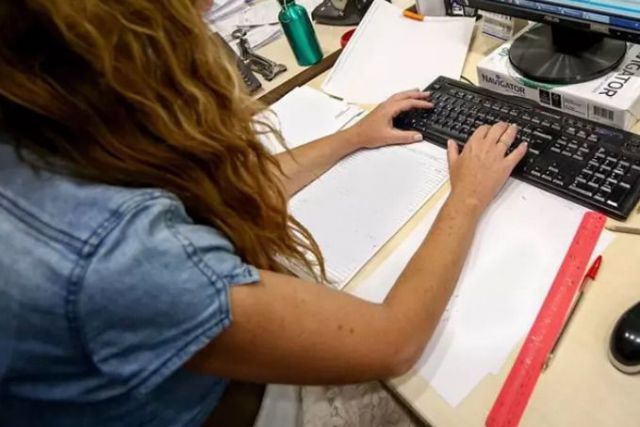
xmin=477 ymin=31 xmax=640 ymax=130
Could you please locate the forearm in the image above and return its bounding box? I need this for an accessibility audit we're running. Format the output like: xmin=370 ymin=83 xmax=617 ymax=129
xmin=273 ymin=128 xmax=362 ymax=197
xmin=193 ymin=194 xmax=485 ymax=384
xmin=383 ymin=194 xmax=482 ymax=363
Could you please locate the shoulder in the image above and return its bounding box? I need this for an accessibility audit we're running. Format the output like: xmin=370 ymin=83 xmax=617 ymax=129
xmin=76 ymin=183 xmax=259 ymax=395
xmin=0 ymin=141 xmax=171 ymax=255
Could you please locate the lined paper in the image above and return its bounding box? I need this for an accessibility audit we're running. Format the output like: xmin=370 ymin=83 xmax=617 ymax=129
xmin=290 ymin=143 xmax=448 ymax=287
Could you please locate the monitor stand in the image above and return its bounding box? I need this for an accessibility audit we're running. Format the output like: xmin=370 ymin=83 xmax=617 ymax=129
xmin=509 ymin=24 xmax=627 ymax=85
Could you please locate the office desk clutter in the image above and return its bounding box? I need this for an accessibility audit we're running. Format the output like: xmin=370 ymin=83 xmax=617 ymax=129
xmin=312 ymin=0 xmax=375 ymax=25
xmin=206 ymin=0 xmax=323 ymax=53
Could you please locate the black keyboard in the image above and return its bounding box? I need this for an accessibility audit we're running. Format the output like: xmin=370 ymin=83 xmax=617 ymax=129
xmin=393 ymin=77 xmax=640 ymax=220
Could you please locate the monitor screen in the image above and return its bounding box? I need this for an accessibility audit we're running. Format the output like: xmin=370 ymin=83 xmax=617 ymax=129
xmin=473 ymin=0 xmax=640 ymax=32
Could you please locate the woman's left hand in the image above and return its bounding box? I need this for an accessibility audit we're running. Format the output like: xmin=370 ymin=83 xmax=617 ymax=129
xmin=347 ymin=90 xmax=433 ymax=149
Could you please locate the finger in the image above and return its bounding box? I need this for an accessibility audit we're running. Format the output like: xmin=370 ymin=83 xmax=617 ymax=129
xmin=504 ymin=142 xmax=528 ymax=171
xmin=484 ymin=122 xmax=510 ymax=145
xmin=496 ymin=124 xmax=518 ymax=154
xmin=388 ymin=129 xmax=424 ymax=144
xmin=447 ymin=139 xmax=459 ymax=169
xmin=468 ymin=124 xmax=491 ymax=144
xmin=389 ymin=89 xmax=430 ymax=101
xmin=390 ymin=99 xmax=433 ymax=117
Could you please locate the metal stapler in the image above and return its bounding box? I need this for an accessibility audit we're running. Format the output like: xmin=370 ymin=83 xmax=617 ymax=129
xmin=232 ymin=29 xmax=287 ymax=81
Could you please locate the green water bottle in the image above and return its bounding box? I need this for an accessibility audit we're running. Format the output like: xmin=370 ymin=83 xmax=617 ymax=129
xmin=278 ymin=0 xmax=323 ymax=66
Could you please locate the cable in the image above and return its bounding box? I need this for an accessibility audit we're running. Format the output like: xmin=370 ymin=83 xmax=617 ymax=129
xmin=460 ymin=75 xmax=476 ymax=86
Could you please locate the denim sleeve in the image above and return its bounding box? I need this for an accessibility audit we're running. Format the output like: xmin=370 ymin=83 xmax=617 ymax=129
xmin=78 ymin=195 xmax=259 ymax=395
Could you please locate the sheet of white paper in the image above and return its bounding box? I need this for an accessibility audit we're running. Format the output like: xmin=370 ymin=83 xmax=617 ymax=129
xmin=291 ymin=143 xmax=448 ymax=286
xmin=257 ymin=86 xmax=364 ymax=153
xmin=236 ymin=0 xmax=323 ymax=25
xmin=354 ymin=174 xmax=614 ymax=407
xmin=207 ymin=0 xmax=252 ymax=22
xmin=322 ymin=0 xmax=475 ymax=104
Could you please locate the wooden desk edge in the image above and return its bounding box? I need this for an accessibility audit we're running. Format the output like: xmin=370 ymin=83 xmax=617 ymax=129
xmin=258 ymin=49 xmax=342 ymax=106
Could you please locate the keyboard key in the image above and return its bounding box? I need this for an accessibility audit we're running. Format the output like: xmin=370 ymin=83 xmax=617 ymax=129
xmin=587 ymin=181 xmax=600 ymax=189
xmin=533 ymin=130 xmax=553 ymax=141
xmin=607 ymin=185 xmax=629 ymax=207
xmin=575 ymin=177 xmax=588 ymax=185
xmin=570 ymin=185 xmax=594 ymax=197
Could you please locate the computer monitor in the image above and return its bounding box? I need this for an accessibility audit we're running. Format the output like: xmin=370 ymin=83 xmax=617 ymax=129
xmin=466 ymin=0 xmax=640 ymax=84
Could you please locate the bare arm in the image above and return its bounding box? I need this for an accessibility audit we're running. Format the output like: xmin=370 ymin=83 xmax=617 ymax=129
xmin=273 ymin=129 xmax=364 ymax=197
xmin=273 ymin=90 xmax=432 ymax=197
xmin=188 ymin=122 xmax=526 ymax=384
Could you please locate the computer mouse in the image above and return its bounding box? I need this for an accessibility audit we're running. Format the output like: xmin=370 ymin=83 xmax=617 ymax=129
xmin=609 ymin=301 xmax=640 ymax=374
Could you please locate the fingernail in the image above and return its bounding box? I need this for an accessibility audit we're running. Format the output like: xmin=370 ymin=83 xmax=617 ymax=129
xmin=447 ymin=139 xmax=454 ymax=146
xmin=413 ymin=134 xmax=423 ymax=142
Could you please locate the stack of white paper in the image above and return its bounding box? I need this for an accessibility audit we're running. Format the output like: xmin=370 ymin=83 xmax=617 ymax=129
xmin=354 ymin=178 xmax=614 ymax=407
xmin=205 ymin=0 xmax=278 ymax=52
xmin=205 ymin=0 xmax=252 ymax=22
xmin=322 ymin=0 xmax=475 ymax=104
xmin=207 ymin=0 xmax=323 ymax=52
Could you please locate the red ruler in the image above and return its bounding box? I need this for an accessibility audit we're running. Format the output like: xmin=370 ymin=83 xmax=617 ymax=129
xmin=486 ymin=211 xmax=607 ymax=427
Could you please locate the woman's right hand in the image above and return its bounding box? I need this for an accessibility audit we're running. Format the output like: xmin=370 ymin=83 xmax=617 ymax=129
xmin=446 ymin=122 xmax=528 ymax=214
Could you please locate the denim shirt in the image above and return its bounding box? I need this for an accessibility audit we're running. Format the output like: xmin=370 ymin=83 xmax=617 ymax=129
xmin=0 ymin=140 xmax=259 ymax=426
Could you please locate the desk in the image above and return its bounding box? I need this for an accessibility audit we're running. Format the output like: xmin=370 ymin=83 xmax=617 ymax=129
xmin=258 ymin=11 xmax=640 ymax=427
xmin=252 ymin=24 xmax=350 ymax=105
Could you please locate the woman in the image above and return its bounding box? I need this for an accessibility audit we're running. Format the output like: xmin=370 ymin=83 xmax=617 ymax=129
xmin=0 ymin=1 xmax=527 ymax=426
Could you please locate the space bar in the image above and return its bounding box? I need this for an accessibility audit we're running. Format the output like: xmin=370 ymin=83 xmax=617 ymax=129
xmin=421 ymin=126 xmax=467 ymax=146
